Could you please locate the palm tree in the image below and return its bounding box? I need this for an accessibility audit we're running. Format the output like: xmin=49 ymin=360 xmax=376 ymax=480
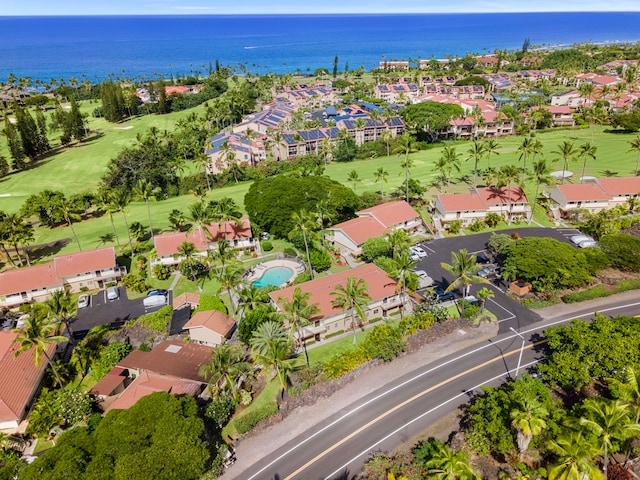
xmin=208 ymin=238 xmax=234 ymax=268
xmin=277 ymin=287 xmax=320 ymax=366
xmin=133 ymin=179 xmax=161 ymax=241
xmin=497 ymin=164 xmax=521 ymax=224
xmin=59 ymin=199 xmax=83 ymax=251
xmin=237 ymin=285 xmax=270 ymax=315
xmin=250 ymin=321 xmax=302 ymax=397
xmin=347 ymin=169 xmax=360 ymax=193
xmin=527 ymin=158 xmax=552 ymax=224
xmin=394 ymin=133 xmax=416 ymax=203
xmin=424 ymin=441 xmax=478 ymax=480
xmin=576 ymin=398 xmax=640 ymax=478
xmin=210 ymin=197 xmax=242 ymax=241
xmin=109 ymin=189 xmax=135 ymax=254
xmin=517 ymin=136 xmax=534 ymax=174
xmin=607 ymin=367 xmax=640 ymax=424
xmin=220 ymin=142 xmax=239 ymax=183
xmin=627 ymin=135 xmax=640 ymax=176
xmin=467 ymin=139 xmax=486 ymax=188
xmin=45 ymin=289 xmax=77 ymax=338
xmin=199 ymin=343 xmax=251 ymax=404
xmin=552 ymin=140 xmax=577 ymax=184
xmin=385 ymin=228 xmax=410 ymax=260
xmin=374 ymin=167 xmax=389 ymax=200
xmin=194 ymin=153 xmax=212 ymax=191
xmin=289 ymin=210 xmax=316 ymax=280
xmin=434 ymin=156 xmax=448 ymax=193
xmin=390 ymin=251 xmax=417 ymax=321
xmin=187 ymin=201 xmax=212 ymax=239
xmin=315 ymin=199 xmax=333 ymax=248
xmin=510 ymin=399 xmax=548 ymax=457
xmin=5 ymin=213 xmax=32 ymax=266
xmin=330 ymin=276 xmax=370 ymax=345
xmin=577 ymin=141 xmax=597 ymax=183
xmin=97 ymin=192 xmax=122 ymax=250
xmin=475 ymin=287 xmax=494 ymax=321
xmin=13 ymin=309 xmax=67 ymax=388
xmin=547 ymin=431 xmax=604 ymax=480
xmin=441 ymin=146 xmax=462 ymax=189
xmin=483 ymin=137 xmax=501 ymax=169
xmin=212 ymin=262 xmax=243 ymax=315
xmin=440 ymin=249 xmax=488 ymax=319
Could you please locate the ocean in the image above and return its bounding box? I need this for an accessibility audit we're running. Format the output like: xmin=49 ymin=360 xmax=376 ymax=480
xmin=0 ymin=13 xmax=639 ymax=83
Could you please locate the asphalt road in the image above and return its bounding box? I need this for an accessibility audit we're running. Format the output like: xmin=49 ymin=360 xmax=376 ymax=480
xmin=234 ymin=295 xmax=640 ymax=480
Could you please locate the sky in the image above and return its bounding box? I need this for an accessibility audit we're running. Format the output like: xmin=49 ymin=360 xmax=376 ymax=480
xmin=3 ymin=0 xmax=640 ymax=15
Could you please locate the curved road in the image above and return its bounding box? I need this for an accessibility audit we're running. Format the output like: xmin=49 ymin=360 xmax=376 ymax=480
xmin=235 ymin=298 xmax=640 ymax=480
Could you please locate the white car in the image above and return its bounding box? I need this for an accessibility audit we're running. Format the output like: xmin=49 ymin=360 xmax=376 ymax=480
xmin=570 ymin=234 xmax=595 ymax=246
xmin=409 ymin=253 xmax=420 ymax=262
xmin=106 ymin=286 xmax=119 ymax=301
xmin=143 ymin=294 xmax=167 ymax=308
xmin=410 ymin=246 xmax=427 ymax=258
xmin=77 ymin=294 xmax=90 ymax=309
xmin=577 ymin=239 xmax=597 ymax=248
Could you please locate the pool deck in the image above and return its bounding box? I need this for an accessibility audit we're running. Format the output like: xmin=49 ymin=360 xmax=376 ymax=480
xmin=245 ymin=259 xmax=305 ymax=285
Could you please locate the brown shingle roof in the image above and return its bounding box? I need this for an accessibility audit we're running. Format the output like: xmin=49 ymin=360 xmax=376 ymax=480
xmin=357 ymin=200 xmax=420 ymax=228
xmin=270 ymin=264 xmax=397 ymax=320
xmin=117 ymin=340 xmax=212 ymax=383
xmin=184 ymin=310 xmax=236 ymax=337
xmin=0 ymin=330 xmax=54 ymax=424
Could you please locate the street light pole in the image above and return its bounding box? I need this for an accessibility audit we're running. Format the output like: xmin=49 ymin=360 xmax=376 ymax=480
xmin=509 ymin=327 xmax=526 ymax=378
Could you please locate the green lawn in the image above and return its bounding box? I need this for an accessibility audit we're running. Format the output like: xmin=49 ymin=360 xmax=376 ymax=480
xmin=222 ymin=377 xmax=280 ymax=440
xmin=4 ymin=110 xmax=640 ymax=265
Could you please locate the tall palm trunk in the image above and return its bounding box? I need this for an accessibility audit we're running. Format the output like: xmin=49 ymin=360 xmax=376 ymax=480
xmin=43 ymin=350 xmax=64 ymax=388
xmin=108 ymin=214 xmax=122 ymax=249
xmin=121 ymin=212 xmax=134 ymax=253
xmin=298 ymin=323 xmax=309 ymax=367
xmin=68 ymin=218 xmax=82 ymax=251
xmin=145 ymin=200 xmax=155 ymax=241
xmin=302 ymin=230 xmax=313 ymax=280
xmin=351 ymin=310 xmax=358 ymax=345
xmin=12 ymin=242 xmax=23 ymax=267
xmin=0 ymin=243 xmax=17 ymax=267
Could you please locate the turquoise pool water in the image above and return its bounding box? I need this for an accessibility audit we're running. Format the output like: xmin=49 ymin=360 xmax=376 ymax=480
xmin=251 ymin=267 xmax=294 ymax=288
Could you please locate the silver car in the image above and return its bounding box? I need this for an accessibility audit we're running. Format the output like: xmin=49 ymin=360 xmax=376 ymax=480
xmin=106 ymin=286 xmax=119 ymax=301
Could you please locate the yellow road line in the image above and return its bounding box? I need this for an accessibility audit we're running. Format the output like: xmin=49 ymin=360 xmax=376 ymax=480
xmin=284 ymin=339 xmax=545 ymax=480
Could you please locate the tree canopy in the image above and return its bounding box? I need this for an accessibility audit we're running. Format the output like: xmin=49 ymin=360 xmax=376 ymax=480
xmin=244 ymin=175 xmax=359 ymax=238
xmin=399 ymin=102 xmax=464 ymax=141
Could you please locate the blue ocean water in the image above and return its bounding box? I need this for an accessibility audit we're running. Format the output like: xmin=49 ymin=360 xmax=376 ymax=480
xmin=0 ymin=13 xmax=639 ymax=83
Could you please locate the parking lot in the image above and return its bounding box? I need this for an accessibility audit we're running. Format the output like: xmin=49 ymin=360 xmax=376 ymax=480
xmin=413 ymin=227 xmax=581 ymax=333
xmin=71 ymin=287 xmax=171 ymax=339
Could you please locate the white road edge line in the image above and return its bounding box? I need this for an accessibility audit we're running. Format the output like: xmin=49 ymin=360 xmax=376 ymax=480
xmin=324 ymin=360 xmax=540 ymax=480
xmin=243 ymin=301 xmax=640 ymax=480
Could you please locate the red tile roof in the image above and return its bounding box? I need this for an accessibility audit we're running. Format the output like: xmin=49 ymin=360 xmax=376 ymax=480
xmin=0 ymin=330 xmax=55 ymax=424
xmin=555 ymin=183 xmax=611 ymax=202
xmin=477 ymin=186 xmax=529 ymax=205
xmin=172 ymin=292 xmax=201 ymax=309
xmin=328 ymin=216 xmax=389 ymax=247
xmin=270 ymin=264 xmax=397 ymax=320
xmin=437 ymin=192 xmax=487 ymax=212
xmin=596 ymin=177 xmax=640 ymax=196
xmin=90 ymin=366 xmax=128 ymax=397
xmin=117 ymin=340 xmax=212 ymax=383
xmin=154 ymin=220 xmax=252 ymax=257
xmin=104 ymin=371 xmax=202 ymax=413
xmin=0 ymin=263 xmax=60 ymax=296
xmin=184 ymin=310 xmax=236 ymax=337
xmin=358 ymin=200 xmax=420 ymax=228
xmin=54 ymin=247 xmax=116 ymax=278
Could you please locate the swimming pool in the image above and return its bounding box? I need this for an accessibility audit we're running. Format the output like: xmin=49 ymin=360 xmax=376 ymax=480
xmin=251 ymin=267 xmax=294 ymax=288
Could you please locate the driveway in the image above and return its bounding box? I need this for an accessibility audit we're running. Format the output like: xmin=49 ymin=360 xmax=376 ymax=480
xmin=414 ymin=227 xmax=581 ymax=334
xmin=70 ymin=287 xmax=172 ymax=339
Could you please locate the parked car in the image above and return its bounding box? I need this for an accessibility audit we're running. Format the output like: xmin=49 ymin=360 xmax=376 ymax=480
xmin=143 ymin=294 xmax=167 ymax=308
xmin=77 ymin=294 xmax=90 ymax=309
xmin=147 ymin=289 xmax=168 ymax=297
xmin=106 ymin=286 xmax=119 ymax=301
xmin=412 ymin=270 xmax=434 ymax=287
xmin=463 ymin=295 xmax=479 ymax=305
xmin=409 ymin=252 xmax=420 ymax=262
xmin=434 ymin=288 xmax=455 ymax=302
xmin=570 ymin=234 xmax=595 ymax=247
xmin=476 ymin=253 xmax=491 ymax=264
xmin=410 ymin=246 xmax=427 ymax=258
xmin=578 ymin=239 xmax=597 ymax=248
xmin=478 ymin=265 xmax=499 ymax=278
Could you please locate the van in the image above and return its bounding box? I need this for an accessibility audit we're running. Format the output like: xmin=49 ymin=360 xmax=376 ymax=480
xmin=106 ymin=286 xmax=119 ymax=301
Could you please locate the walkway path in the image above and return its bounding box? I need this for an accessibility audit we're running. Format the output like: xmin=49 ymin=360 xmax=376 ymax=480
xmin=168 ymin=272 xmax=181 ymax=291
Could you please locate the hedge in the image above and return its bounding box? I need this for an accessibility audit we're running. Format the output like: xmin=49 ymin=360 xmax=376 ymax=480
xmin=136 ymin=305 xmax=173 ymax=333
xmin=234 ymin=403 xmax=279 ymax=435
xmin=562 ymin=278 xmax=640 ymax=303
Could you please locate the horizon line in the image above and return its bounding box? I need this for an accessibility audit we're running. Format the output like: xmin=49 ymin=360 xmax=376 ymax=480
xmin=2 ymin=10 xmax=640 ymax=17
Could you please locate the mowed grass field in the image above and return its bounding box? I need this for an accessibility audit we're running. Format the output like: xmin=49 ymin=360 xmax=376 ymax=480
xmin=1 ymin=99 xmax=639 ymax=261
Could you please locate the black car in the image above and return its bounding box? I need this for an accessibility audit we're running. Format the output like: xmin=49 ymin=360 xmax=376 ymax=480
xmin=147 ymin=289 xmax=169 ymax=297
xmin=476 ymin=253 xmax=491 ymax=264
xmin=434 ymin=288 xmax=455 ymax=302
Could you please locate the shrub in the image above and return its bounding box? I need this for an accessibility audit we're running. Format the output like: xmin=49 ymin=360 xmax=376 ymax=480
xmin=234 ymin=403 xmax=278 ymax=434
xmin=324 ymin=329 xmax=344 ymax=339
xmin=599 ymin=233 xmax=640 ymax=271
xmin=484 ymin=212 xmax=502 ymax=228
xmin=362 ymin=324 xmax=406 ymax=361
xmin=293 ymin=271 xmax=311 ymax=284
xmin=398 ymin=312 xmax=436 ymax=335
xmin=205 ymin=396 xmax=235 ymax=429
xmin=283 ymin=247 xmax=297 ymax=257
xmin=122 ymin=273 xmax=150 ymax=293
xmin=448 ymin=219 xmax=463 ymax=234
xmin=309 ymin=248 xmax=332 ymax=272
xmin=468 ymin=218 xmax=485 ymax=232
xmin=361 ymin=236 xmax=391 ymax=263
xmin=152 ymin=263 xmax=171 ymax=280
xmin=323 ymin=347 xmax=368 ymax=379
xmin=136 ymin=305 xmax=173 ymax=333
xmin=562 ymin=278 xmax=640 ymax=303
xmin=373 ymin=255 xmax=397 ymax=274
xmin=92 ymin=342 xmax=132 ymax=380
xmin=261 ymin=240 xmax=273 ymax=251
xmin=194 ymin=295 xmax=228 ymax=314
